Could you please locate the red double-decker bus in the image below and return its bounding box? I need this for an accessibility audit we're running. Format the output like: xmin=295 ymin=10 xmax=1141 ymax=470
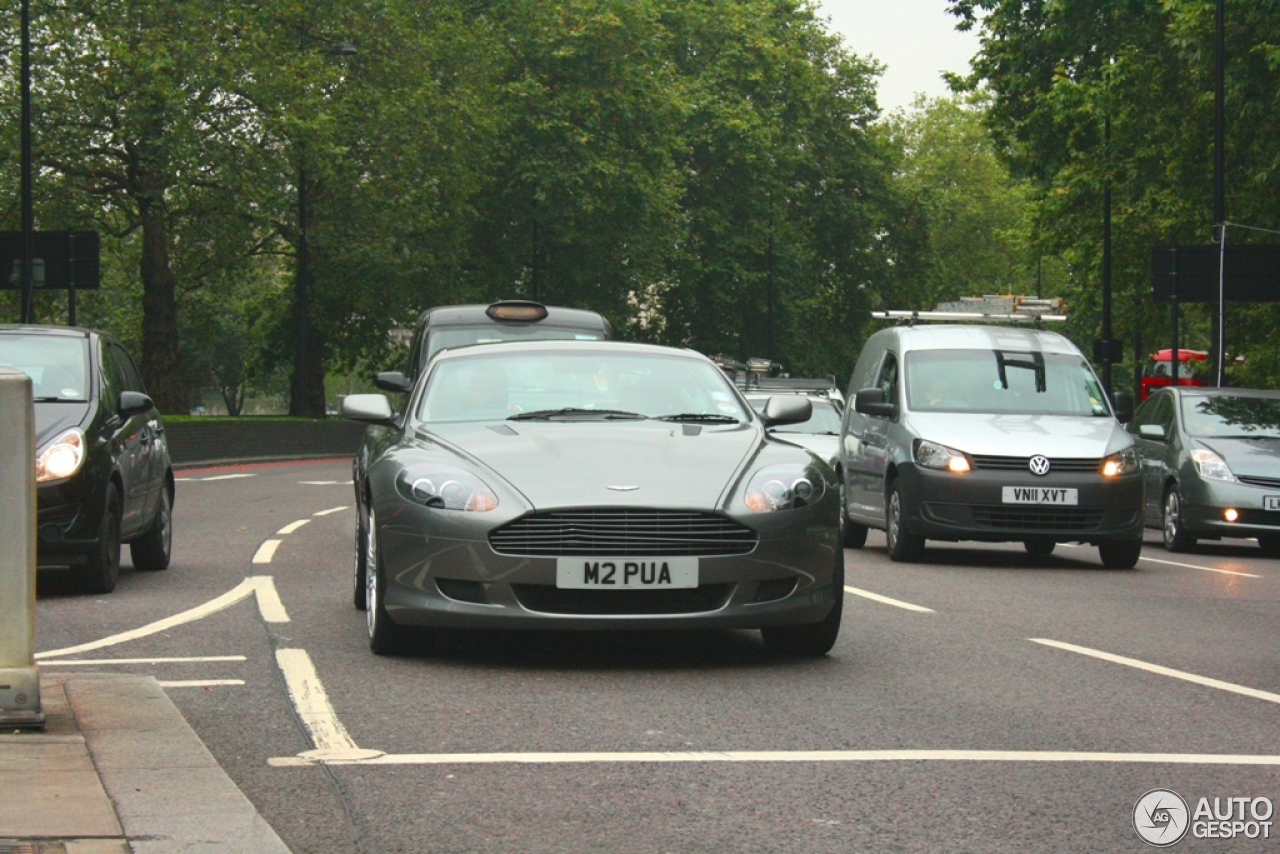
xmin=1139 ymin=348 xmax=1208 ymax=400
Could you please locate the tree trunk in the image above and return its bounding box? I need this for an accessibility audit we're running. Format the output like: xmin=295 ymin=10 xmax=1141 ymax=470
xmin=138 ymin=201 xmax=185 ymax=415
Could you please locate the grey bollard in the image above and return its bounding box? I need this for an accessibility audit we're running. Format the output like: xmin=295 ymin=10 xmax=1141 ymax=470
xmin=0 ymin=366 xmax=43 ymax=727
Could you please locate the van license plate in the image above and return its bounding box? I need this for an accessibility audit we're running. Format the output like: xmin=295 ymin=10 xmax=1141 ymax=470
xmin=556 ymin=558 xmax=698 ymax=589
xmin=1001 ymin=487 xmax=1079 ymax=505
xmin=1264 ymin=496 xmax=1280 ymax=511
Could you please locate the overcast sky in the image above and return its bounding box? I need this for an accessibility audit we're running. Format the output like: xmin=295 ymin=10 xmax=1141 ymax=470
xmin=814 ymin=0 xmax=982 ymax=113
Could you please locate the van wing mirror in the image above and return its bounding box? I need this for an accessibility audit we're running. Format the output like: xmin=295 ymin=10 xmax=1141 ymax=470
xmin=854 ymin=387 xmax=895 ymax=417
xmin=375 ymin=371 xmax=412 ymax=394
xmin=1111 ymin=391 xmax=1134 ymax=423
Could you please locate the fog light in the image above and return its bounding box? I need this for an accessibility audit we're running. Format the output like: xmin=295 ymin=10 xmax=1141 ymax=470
xmin=1224 ymin=508 xmax=1240 ymax=522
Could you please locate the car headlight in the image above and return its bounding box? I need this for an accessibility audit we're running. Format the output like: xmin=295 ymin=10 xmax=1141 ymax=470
xmin=915 ymin=439 xmax=970 ymax=473
xmin=1100 ymin=446 xmax=1140 ymax=478
xmin=744 ymin=463 xmax=825 ymax=512
xmin=36 ymin=428 xmax=85 ymax=483
xmin=1190 ymin=448 xmax=1234 ymax=482
xmin=395 ymin=465 xmax=499 ymax=511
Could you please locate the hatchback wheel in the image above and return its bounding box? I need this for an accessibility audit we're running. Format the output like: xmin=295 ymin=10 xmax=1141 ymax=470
xmin=885 ymin=481 xmax=925 ymax=562
xmin=76 ymin=487 xmax=122 ymax=593
xmin=130 ymin=487 xmax=172 ymax=572
xmin=1162 ymin=487 xmax=1197 ymax=552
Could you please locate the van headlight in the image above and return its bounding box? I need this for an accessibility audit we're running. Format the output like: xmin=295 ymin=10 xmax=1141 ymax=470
xmin=744 ymin=463 xmax=825 ymax=512
xmin=1100 ymin=446 xmax=1139 ymax=478
xmin=915 ymin=440 xmax=970 ymax=474
xmin=36 ymin=428 xmax=86 ymax=483
xmin=1189 ymin=448 xmax=1234 ymax=482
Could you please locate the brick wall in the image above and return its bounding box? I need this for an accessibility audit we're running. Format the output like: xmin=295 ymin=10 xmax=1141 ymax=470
xmin=164 ymin=419 xmax=369 ymax=468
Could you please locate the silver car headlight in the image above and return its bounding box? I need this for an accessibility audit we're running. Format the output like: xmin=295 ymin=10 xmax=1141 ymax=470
xmin=743 ymin=463 xmax=825 ymax=512
xmin=1100 ymin=446 xmax=1140 ymax=478
xmin=915 ymin=439 xmax=971 ymax=474
xmin=395 ymin=464 xmax=499 ymax=511
xmin=36 ymin=428 xmax=85 ymax=483
xmin=1189 ymin=448 xmax=1234 ymax=482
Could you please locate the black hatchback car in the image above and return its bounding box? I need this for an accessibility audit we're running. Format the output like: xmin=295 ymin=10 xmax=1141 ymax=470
xmin=0 ymin=325 xmax=174 ymax=592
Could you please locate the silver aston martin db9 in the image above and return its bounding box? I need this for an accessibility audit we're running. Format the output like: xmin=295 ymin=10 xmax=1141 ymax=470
xmin=342 ymin=340 xmax=844 ymax=657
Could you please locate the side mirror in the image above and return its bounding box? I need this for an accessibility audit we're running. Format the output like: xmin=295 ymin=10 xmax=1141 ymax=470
xmin=375 ymin=371 xmax=412 ymax=394
xmin=1112 ymin=391 xmax=1134 ymax=423
xmin=854 ymin=387 xmax=896 ymax=418
xmin=118 ymin=390 xmax=154 ymax=417
xmin=1137 ymin=424 xmax=1166 ymax=441
xmin=341 ymin=393 xmax=394 ymax=424
xmin=761 ymin=395 xmax=811 ymax=428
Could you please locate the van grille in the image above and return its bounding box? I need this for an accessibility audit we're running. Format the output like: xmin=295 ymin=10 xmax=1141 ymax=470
xmin=489 ymin=510 xmax=758 ymax=557
xmin=970 ymin=505 xmax=1105 ymax=531
xmin=971 ymin=455 xmax=1103 ymax=473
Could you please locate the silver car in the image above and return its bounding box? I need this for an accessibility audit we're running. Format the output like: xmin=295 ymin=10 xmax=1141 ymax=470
xmin=1129 ymin=386 xmax=1280 ymax=556
xmin=343 ymin=341 xmax=844 ymax=657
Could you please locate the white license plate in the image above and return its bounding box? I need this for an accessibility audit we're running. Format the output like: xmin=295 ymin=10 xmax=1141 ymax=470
xmin=1265 ymin=495 xmax=1280 ymax=511
xmin=556 ymin=557 xmax=698 ymax=589
xmin=1001 ymin=486 xmax=1079 ymax=505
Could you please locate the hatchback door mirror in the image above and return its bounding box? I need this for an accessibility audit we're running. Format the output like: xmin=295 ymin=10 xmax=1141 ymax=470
xmin=761 ymin=395 xmax=811 ymax=428
xmin=375 ymin=371 xmax=412 ymax=394
xmin=118 ymin=390 xmax=154 ymax=417
xmin=1137 ymin=424 xmax=1167 ymax=441
xmin=854 ymin=387 xmax=895 ymax=418
xmin=1112 ymin=391 xmax=1134 ymax=423
xmin=341 ymin=393 xmax=394 ymax=424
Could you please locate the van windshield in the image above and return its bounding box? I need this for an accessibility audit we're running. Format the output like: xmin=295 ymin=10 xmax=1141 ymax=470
xmin=906 ymin=349 xmax=1110 ymax=417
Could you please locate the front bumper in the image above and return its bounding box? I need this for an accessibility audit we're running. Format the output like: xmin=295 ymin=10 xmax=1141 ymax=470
xmin=1179 ymin=477 xmax=1280 ymax=540
xmin=35 ymin=476 xmax=108 ymax=567
xmin=898 ymin=464 xmax=1143 ymax=545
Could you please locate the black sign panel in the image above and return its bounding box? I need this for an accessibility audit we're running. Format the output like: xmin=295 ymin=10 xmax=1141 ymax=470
xmin=1151 ymin=244 xmax=1280 ymax=302
xmin=0 ymin=231 xmax=101 ymax=290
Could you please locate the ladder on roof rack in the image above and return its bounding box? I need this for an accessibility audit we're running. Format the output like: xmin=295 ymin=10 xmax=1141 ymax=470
xmin=872 ymin=295 xmax=1067 ymax=325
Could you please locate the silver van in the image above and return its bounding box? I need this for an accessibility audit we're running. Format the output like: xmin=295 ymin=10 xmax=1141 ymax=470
xmin=837 ymin=324 xmax=1143 ymax=567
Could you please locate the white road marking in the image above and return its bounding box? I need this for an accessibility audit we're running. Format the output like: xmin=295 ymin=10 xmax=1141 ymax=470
xmin=313 ymin=505 xmax=349 ymax=516
xmin=158 ymin=680 xmax=245 ymax=688
xmin=193 ymin=473 xmax=257 ymax=482
xmin=36 ymin=577 xmax=289 ymax=659
xmin=268 ymin=749 xmax=1280 ymax=768
xmin=275 ymin=649 xmax=368 ymax=758
xmin=844 ymin=586 xmax=934 ymax=613
xmin=253 ymin=539 xmax=282 ymax=564
xmin=276 ymin=519 xmax=311 ymax=535
xmin=301 ymin=481 xmax=353 ymax=486
xmin=1031 ymin=638 xmax=1280 ymax=705
xmin=39 ymin=656 xmax=246 ymax=666
xmin=1137 ymin=555 xmax=1261 ymax=578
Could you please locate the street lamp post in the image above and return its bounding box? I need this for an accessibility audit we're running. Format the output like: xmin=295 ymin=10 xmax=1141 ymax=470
xmin=289 ymin=39 xmax=355 ymax=418
xmin=19 ymin=0 xmax=34 ymax=324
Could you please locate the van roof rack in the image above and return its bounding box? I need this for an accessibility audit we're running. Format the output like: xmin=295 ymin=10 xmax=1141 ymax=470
xmin=872 ymin=295 xmax=1067 ymax=326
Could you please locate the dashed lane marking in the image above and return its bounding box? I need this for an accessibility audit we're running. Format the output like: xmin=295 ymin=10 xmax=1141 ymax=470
xmin=253 ymin=540 xmax=282 ymax=564
xmin=276 ymin=519 xmax=311 ymax=535
xmin=1031 ymin=638 xmax=1280 ymax=705
xmin=39 ymin=656 xmax=247 ymax=666
xmin=1137 ymin=555 xmax=1261 ymax=578
xmin=844 ymin=586 xmax=934 ymax=613
xmin=276 ymin=648 xmax=382 ymax=762
xmin=158 ymin=680 xmax=245 ymax=688
xmin=174 ymin=473 xmax=258 ymax=482
xmin=313 ymin=506 xmax=348 ymax=516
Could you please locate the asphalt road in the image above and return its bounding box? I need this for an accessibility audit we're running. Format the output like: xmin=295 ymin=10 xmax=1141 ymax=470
xmin=34 ymin=459 xmax=1280 ymax=853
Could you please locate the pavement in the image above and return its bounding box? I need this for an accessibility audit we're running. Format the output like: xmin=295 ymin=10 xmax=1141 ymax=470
xmin=0 ymin=671 xmax=291 ymax=854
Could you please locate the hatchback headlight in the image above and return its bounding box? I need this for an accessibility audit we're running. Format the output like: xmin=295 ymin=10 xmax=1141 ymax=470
xmin=915 ymin=440 xmax=971 ymax=474
xmin=36 ymin=428 xmax=85 ymax=483
xmin=744 ymin=463 xmax=825 ymax=512
xmin=395 ymin=465 xmax=499 ymax=511
xmin=1100 ymin=446 xmax=1140 ymax=478
xmin=1190 ymin=448 xmax=1234 ymax=482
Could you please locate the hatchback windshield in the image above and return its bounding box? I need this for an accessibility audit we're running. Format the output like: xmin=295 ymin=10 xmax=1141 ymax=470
xmin=1181 ymin=394 xmax=1280 ymax=437
xmin=905 ymin=349 xmax=1110 ymax=416
xmin=419 ymin=350 xmax=748 ymax=423
xmin=0 ymin=334 xmax=90 ymax=402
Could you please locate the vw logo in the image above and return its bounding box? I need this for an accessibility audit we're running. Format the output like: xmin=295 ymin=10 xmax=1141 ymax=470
xmin=1028 ymin=455 xmax=1051 ymax=476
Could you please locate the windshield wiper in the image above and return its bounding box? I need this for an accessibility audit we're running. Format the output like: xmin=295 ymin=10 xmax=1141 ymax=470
xmin=655 ymin=413 xmax=740 ymax=423
xmin=508 ymin=408 xmax=646 ymax=421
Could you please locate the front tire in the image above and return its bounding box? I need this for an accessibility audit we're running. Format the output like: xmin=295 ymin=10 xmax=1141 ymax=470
xmin=1024 ymin=538 xmax=1056 ymax=557
xmin=365 ymin=507 xmax=422 ymax=655
xmin=1162 ymin=487 xmax=1197 ymax=552
xmin=1098 ymin=539 xmax=1142 ymax=569
xmin=353 ymin=516 xmax=368 ymax=611
xmin=885 ymin=480 xmax=925 ymax=562
xmin=130 ymin=487 xmax=172 ymax=572
xmin=76 ymin=486 xmax=122 ymax=593
xmin=838 ymin=479 xmax=868 ymax=549
xmin=761 ymin=549 xmax=844 ymax=657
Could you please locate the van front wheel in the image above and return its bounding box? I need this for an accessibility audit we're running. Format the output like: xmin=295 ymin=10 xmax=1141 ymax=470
xmin=1098 ymin=539 xmax=1142 ymax=569
xmin=885 ymin=481 xmax=925 ymax=562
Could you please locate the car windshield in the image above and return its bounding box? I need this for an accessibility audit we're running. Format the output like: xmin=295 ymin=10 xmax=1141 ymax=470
xmin=418 ymin=350 xmax=749 ymax=423
xmin=1180 ymin=394 xmax=1280 ymax=438
xmin=427 ymin=327 xmax=605 ymax=361
xmin=905 ymin=349 xmax=1110 ymax=416
xmin=747 ymin=397 xmax=840 ymax=434
xmin=0 ymin=334 xmax=90 ymax=402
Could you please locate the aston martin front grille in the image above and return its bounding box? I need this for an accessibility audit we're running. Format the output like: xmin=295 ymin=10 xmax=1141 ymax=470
xmin=511 ymin=584 xmax=733 ymax=615
xmin=489 ymin=510 xmax=758 ymax=557
xmin=970 ymin=455 xmax=1103 ymax=473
